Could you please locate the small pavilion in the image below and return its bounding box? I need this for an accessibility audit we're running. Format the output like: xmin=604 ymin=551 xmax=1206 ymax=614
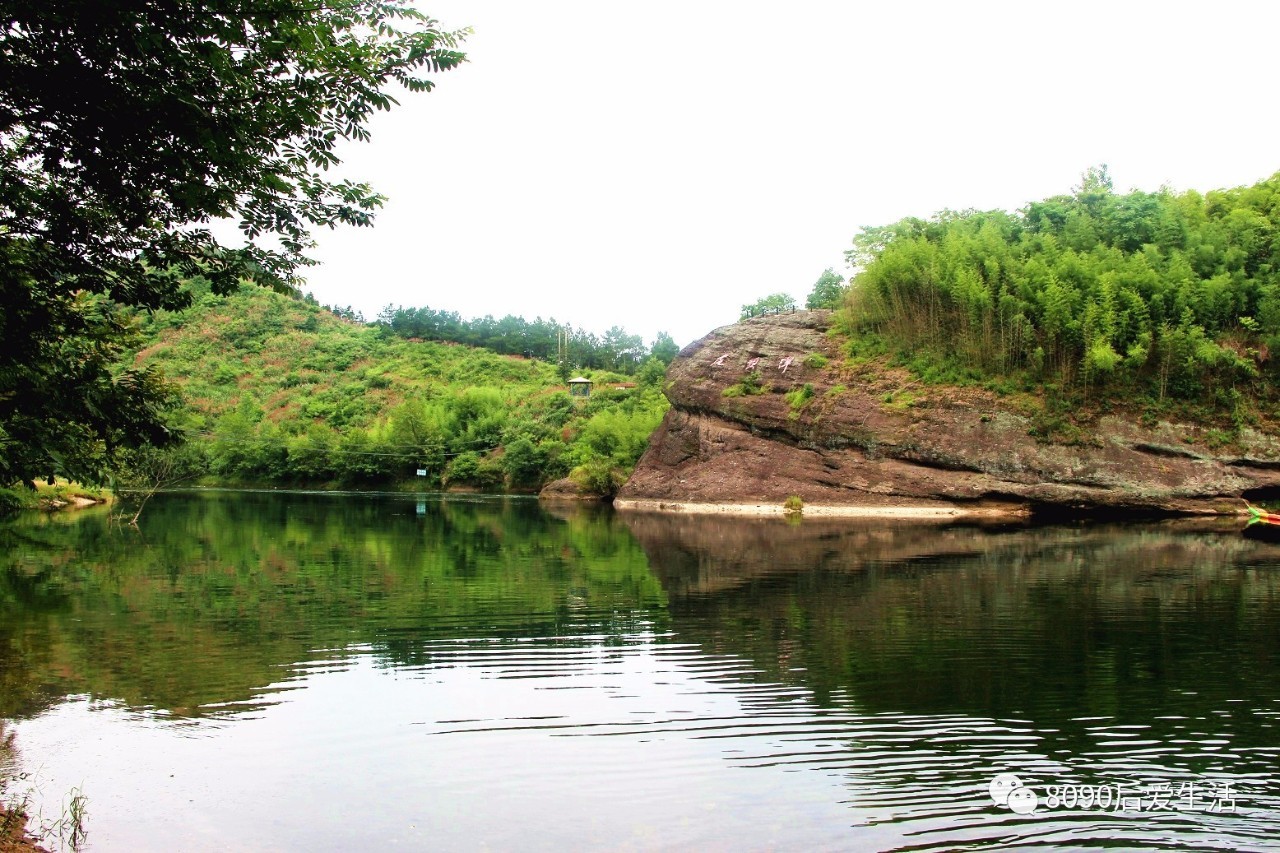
xmin=567 ymin=377 xmax=592 ymax=399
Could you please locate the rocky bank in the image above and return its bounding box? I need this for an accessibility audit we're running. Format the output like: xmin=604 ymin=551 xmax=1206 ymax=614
xmin=614 ymin=311 xmax=1280 ymax=517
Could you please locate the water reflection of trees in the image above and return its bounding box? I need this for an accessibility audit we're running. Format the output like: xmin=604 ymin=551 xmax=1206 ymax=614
xmin=626 ymin=513 xmax=1280 ymax=760
xmin=7 ymin=492 xmax=1280 ymax=773
xmin=0 ymin=493 xmax=664 ymax=719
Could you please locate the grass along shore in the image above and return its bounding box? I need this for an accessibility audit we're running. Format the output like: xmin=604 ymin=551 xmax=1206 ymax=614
xmin=0 ymin=482 xmax=111 ymax=515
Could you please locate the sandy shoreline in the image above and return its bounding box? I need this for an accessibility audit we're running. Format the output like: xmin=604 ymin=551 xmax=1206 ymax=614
xmin=612 ymin=498 xmax=1029 ymax=519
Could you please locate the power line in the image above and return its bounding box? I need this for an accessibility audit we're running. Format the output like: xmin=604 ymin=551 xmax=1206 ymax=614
xmin=170 ymin=427 xmax=505 ymax=460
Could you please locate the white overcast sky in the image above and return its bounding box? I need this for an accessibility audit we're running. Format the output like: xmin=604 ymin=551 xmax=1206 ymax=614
xmin=299 ymin=0 xmax=1280 ymax=348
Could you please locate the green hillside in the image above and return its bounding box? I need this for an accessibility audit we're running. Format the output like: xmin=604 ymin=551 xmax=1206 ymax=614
xmin=134 ymin=284 xmax=668 ymax=493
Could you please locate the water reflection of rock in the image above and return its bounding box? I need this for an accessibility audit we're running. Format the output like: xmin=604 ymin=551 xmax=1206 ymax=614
xmin=624 ymin=513 xmax=1017 ymax=596
xmin=626 ymin=512 xmax=1280 ymax=735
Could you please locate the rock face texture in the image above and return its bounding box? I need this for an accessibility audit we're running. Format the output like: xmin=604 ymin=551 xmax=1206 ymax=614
xmin=616 ymin=311 xmax=1280 ymax=516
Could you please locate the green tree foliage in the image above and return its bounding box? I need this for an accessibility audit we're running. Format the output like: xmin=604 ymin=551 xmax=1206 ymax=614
xmin=844 ymin=169 xmax=1280 ymax=412
xmin=600 ymin=326 xmax=647 ymax=373
xmin=0 ymin=291 xmax=176 ymax=485
xmin=572 ymin=408 xmax=663 ymax=468
xmin=388 ymin=399 xmax=448 ymax=474
xmin=635 ymin=357 xmax=669 ymax=388
xmin=0 ymin=2 xmax=467 ymax=487
xmin=806 ymin=268 xmax=847 ymax=309
xmin=649 ymin=332 xmax=680 ymax=364
xmin=740 ymin=292 xmax=798 ymax=319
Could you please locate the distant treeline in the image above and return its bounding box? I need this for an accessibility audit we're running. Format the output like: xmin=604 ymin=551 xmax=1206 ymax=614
xmin=847 ymin=167 xmax=1280 ymax=414
xmin=315 ymin=301 xmax=681 ymax=374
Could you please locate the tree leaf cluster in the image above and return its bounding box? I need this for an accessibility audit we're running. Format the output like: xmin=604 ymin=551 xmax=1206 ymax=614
xmin=740 ymin=292 xmax=797 ymax=320
xmin=805 ymin=268 xmax=847 ymax=309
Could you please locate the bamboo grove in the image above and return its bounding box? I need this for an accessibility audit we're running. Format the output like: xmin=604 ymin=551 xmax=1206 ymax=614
xmin=845 ymin=168 xmax=1280 ymax=415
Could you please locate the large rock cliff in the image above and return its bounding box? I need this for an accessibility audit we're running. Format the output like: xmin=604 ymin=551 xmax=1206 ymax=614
xmin=615 ymin=311 xmax=1280 ymax=517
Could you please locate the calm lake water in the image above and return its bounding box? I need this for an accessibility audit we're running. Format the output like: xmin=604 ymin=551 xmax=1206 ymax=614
xmin=3 ymin=492 xmax=1280 ymax=851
